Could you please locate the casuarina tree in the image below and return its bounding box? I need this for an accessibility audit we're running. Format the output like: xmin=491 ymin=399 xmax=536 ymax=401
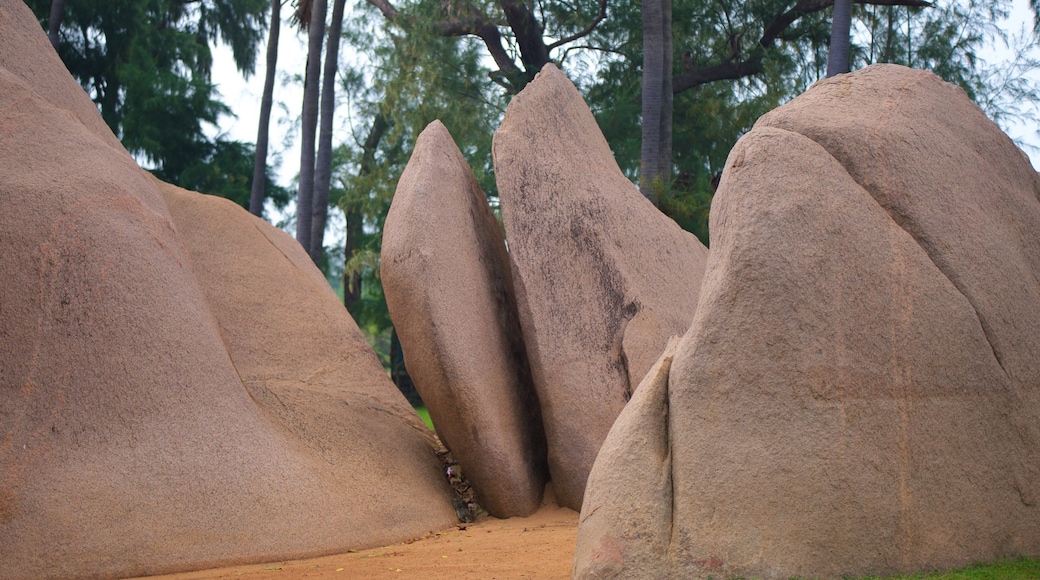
xmin=250 ymin=0 xmax=282 ymax=217
xmin=27 ymin=0 xmax=270 ymax=188
xmin=311 ymin=0 xmax=348 ymax=264
xmin=827 ymin=0 xmax=854 ymax=76
xmin=295 ymin=0 xmax=328 ymax=256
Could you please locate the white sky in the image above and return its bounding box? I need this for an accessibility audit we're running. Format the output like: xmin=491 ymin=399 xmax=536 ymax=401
xmin=208 ymin=0 xmax=1040 ymax=196
xmin=209 ymin=12 xmax=309 ymax=193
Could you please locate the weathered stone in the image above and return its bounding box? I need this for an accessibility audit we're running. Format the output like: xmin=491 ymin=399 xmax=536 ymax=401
xmin=0 ymin=3 xmax=454 ymax=578
xmin=382 ymin=120 xmax=548 ymax=517
xmin=573 ymin=65 xmax=1040 ymax=579
xmin=493 ymin=64 xmax=709 ymax=510
xmin=573 ymin=337 xmax=681 ymax=578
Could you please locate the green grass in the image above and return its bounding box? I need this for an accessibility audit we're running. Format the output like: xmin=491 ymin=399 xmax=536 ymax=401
xmin=413 ymin=406 xmax=434 ymax=430
xmin=845 ymin=558 xmax=1040 ymax=580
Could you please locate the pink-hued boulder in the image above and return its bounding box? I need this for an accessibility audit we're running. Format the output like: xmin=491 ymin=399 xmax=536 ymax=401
xmin=493 ymin=64 xmax=709 ymax=510
xmin=574 ymin=65 xmax=1040 ymax=579
xmin=382 ymin=120 xmax=548 ymax=518
xmin=0 ymin=3 xmax=454 ymax=578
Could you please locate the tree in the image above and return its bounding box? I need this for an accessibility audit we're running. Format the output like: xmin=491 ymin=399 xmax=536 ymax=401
xmin=47 ymin=0 xmax=65 ymax=51
xmin=311 ymin=0 xmax=348 ymax=264
xmin=179 ymin=138 xmax=292 ymax=212
xmin=27 ymin=0 xmax=271 ymax=190
xmin=346 ymin=0 xmax=936 ymax=229
xmin=640 ymin=0 xmax=673 ymax=204
xmin=341 ymin=113 xmax=388 ymax=311
xmin=828 ymin=0 xmax=854 ymax=76
xmin=356 ymin=0 xmax=605 ymax=94
xmin=250 ymin=0 xmax=282 ymax=217
xmin=295 ymin=0 xmax=328 ymax=258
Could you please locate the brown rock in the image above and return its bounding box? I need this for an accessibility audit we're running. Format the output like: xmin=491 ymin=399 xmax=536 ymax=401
xmin=492 ymin=64 xmax=709 ymax=510
xmin=0 ymin=4 xmax=454 ymax=578
xmin=382 ymin=120 xmax=548 ymax=517
xmin=573 ymin=337 xmax=681 ymax=578
xmin=0 ymin=0 xmax=120 ymax=151
xmin=574 ymin=65 xmax=1040 ymax=579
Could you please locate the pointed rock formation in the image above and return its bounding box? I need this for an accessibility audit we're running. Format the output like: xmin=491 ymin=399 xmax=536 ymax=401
xmin=493 ymin=64 xmax=709 ymax=510
xmin=574 ymin=65 xmax=1040 ymax=579
xmin=382 ymin=121 xmax=548 ymax=517
xmin=0 ymin=3 xmax=454 ymax=578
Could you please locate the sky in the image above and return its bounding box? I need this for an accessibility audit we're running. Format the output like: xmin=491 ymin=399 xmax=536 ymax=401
xmin=209 ymin=13 xmax=309 ymax=196
xmin=208 ymin=0 xmax=1040 ymax=199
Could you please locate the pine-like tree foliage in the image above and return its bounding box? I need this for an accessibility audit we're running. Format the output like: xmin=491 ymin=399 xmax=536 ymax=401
xmin=26 ymin=0 xmax=271 ymax=200
xmin=569 ymin=0 xmax=1035 ymax=244
xmin=178 ymin=139 xmax=292 ymax=212
xmin=319 ymin=0 xmax=506 ymax=362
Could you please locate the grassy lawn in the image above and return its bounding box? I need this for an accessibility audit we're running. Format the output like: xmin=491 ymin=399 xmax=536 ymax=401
xmin=414 ymin=406 xmax=434 ymax=430
xmin=845 ymin=558 xmax=1040 ymax=580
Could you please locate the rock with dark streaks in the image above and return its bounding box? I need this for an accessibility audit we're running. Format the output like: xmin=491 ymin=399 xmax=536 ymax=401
xmin=574 ymin=65 xmax=1040 ymax=579
xmin=493 ymin=65 xmax=709 ymax=511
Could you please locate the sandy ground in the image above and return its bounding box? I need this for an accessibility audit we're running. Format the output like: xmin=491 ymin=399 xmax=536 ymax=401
xmin=133 ymin=489 xmax=578 ymax=580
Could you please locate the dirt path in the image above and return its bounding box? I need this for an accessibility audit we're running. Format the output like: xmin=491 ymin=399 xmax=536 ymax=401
xmin=134 ymin=491 xmax=578 ymax=580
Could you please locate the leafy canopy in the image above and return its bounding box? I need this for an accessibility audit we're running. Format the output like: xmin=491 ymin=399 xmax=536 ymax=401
xmin=27 ymin=0 xmax=288 ymax=212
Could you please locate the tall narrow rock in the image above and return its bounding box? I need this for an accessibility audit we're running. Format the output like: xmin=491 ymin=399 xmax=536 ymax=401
xmin=493 ymin=64 xmax=709 ymax=510
xmin=382 ymin=121 xmax=548 ymax=517
xmin=574 ymin=65 xmax=1040 ymax=579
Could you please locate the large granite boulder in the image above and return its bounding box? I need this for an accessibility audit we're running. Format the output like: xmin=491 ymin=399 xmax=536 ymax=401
xmin=574 ymin=65 xmax=1040 ymax=579
xmin=0 ymin=3 xmax=454 ymax=578
xmin=493 ymin=65 xmax=710 ymax=511
xmin=382 ymin=120 xmax=548 ymax=517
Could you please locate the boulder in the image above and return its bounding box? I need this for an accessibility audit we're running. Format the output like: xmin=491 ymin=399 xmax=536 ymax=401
xmin=573 ymin=65 xmax=1040 ymax=579
xmin=0 ymin=0 xmax=121 ymax=151
xmin=382 ymin=120 xmax=548 ymax=517
xmin=0 ymin=3 xmax=454 ymax=578
xmin=492 ymin=64 xmax=710 ymax=510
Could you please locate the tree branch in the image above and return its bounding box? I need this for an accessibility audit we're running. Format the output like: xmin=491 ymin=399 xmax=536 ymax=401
xmin=498 ymin=0 xmax=550 ymax=72
xmin=366 ymin=0 xmax=398 ymax=20
xmin=547 ymin=0 xmax=608 ymax=51
xmin=425 ymin=16 xmax=525 ymax=86
xmin=560 ymin=44 xmax=630 ymax=61
xmin=674 ymin=0 xmax=932 ymax=94
xmin=365 ymin=0 xmax=533 ymax=91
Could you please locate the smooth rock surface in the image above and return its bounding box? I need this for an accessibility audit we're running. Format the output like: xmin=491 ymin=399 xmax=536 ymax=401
xmin=0 ymin=3 xmax=454 ymax=578
xmin=573 ymin=65 xmax=1040 ymax=579
xmin=493 ymin=64 xmax=709 ymax=510
xmin=382 ymin=120 xmax=548 ymax=517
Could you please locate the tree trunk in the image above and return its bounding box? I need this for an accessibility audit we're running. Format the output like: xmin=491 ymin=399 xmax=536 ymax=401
xmin=342 ymin=209 xmax=362 ymax=310
xmin=310 ymin=0 xmax=346 ymax=263
xmin=499 ymin=0 xmax=550 ymax=76
xmin=47 ymin=0 xmax=66 ymax=51
xmin=639 ymin=0 xmax=672 ymax=206
xmin=296 ymin=0 xmax=327 ymax=259
xmin=827 ymin=0 xmax=853 ymax=76
xmin=343 ymin=113 xmax=389 ymax=311
xmin=250 ymin=0 xmax=281 ymax=217
xmin=883 ymin=5 xmax=895 ymax=62
xmin=661 ymin=0 xmax=673 ymax=199
xmin=390 ymin=327 xmax=423 ymax=406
